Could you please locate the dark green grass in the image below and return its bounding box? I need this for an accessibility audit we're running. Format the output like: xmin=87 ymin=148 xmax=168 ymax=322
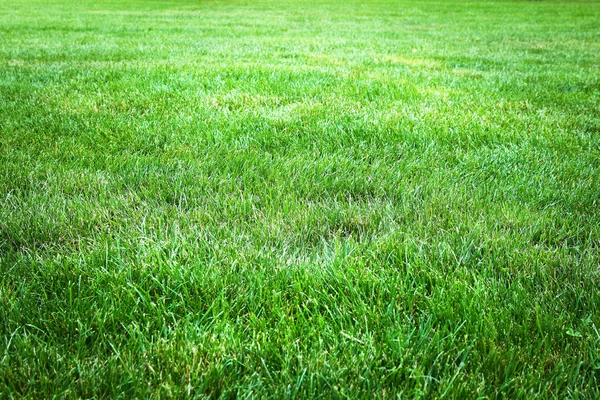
xmin=1 ymin=0 xmax=600 ymax=397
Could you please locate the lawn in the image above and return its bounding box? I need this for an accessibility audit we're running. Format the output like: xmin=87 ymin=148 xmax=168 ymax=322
xmin=1 ymin=0 xmax=599 ymax=397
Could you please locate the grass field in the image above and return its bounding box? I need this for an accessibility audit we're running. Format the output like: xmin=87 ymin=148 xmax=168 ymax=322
xmin=1 ymin=0 xmax=600 ymax=397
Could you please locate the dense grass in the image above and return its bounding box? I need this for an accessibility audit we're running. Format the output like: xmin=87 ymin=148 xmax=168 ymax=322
xmin=1 ymin=0 xmax=599 ymax=397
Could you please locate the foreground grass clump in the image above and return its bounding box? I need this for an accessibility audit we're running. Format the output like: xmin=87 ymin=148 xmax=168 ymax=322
xmin=1 ymin=0 xmax=599 ymax=397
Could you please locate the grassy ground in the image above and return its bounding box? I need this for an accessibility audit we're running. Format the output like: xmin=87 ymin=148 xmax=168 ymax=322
xmin=1 ymin=0 xmax=599 ymax=397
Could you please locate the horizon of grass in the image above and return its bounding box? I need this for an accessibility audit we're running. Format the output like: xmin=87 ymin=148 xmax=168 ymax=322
xmin=1 ymin=0 xmax=600 ymax=397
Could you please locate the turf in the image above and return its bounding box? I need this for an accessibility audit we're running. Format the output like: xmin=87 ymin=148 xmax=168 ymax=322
xmin=1 ymin=0 xmax=599 ymax=397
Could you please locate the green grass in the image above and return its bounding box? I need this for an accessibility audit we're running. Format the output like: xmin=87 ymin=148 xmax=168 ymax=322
xmin=1 ymin=0 xmax=599 ymax=397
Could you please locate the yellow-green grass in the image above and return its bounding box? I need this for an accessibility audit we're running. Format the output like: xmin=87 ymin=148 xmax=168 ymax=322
xmin=1 ymin=0 xmax=599 ymax=397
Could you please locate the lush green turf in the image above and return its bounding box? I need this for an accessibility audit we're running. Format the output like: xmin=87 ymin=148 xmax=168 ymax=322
xmin=1 ymin=0 xmax=599 ymax=397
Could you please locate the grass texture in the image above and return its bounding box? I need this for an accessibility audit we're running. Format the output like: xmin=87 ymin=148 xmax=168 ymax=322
xmin=1 ymin=0 xmax=599 ymax=397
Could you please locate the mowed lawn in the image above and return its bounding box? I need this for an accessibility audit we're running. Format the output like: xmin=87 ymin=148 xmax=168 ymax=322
xmin=1 ymin=0 xmax=599 ymax=397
